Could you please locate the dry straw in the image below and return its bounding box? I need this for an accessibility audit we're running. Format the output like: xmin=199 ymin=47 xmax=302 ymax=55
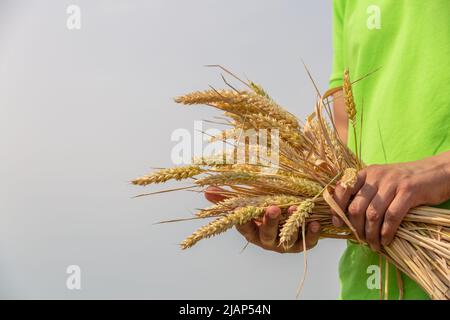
xmin=132 ymin=67 xmax=450 ymax=300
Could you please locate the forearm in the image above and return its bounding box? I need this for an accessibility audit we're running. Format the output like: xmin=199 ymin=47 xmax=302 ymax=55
xmin=414 ymin=150 xmax=450 ymax=203
xmin=331 ymin=90 xmax=348 ymax=143
xmin=438 ymin=151 xmax=450 ymax=183
xmin=419 ymin=150 xmax=450 ymax=175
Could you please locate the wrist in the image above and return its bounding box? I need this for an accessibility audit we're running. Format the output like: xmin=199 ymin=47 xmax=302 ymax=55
xmin=406 ymin=151 xmax=450 ymax=205
xmin=434 ymin=151 xmax=450 ymax=179
xmin=426 ymin=151 xmax=450 ymax=201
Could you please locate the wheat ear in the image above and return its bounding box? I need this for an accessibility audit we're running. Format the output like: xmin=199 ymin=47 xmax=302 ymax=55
xmin=279 ymin=199 xmax=315 ymax=249
xmin=181 ymin=206 xmax=264 ymax=249
xmin=339 ymin=168 xmax=358 ymax=189
xmin=131 ymin=165 xmax=203 ymax=186
xmin=343 ymin=69 xmax=361 ymax=169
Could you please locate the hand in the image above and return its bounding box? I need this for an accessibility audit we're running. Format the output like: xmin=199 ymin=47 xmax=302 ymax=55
xmin=332 ymin=153 xmax=450 ymax=251
xmin=205 ymin=186 xmax=321 ymax=253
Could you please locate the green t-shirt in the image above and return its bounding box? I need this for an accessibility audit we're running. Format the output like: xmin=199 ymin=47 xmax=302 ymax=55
xmin=329 ymin=0 xmax=450 ymax=300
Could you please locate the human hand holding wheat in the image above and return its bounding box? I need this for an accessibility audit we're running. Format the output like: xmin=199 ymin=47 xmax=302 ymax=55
xmin=132 ymin=67 xmax=450 ymax=299
xmin=205 ymin=186 xmax=321 ymax=253
xmin=331 ymin=154 xmax=450 ymax=252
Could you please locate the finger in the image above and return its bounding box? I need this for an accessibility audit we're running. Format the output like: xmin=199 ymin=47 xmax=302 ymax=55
xmin=364 ymin=185 xmax=396 ymax=251
xmin=380 ymin=191 xmax=412 ymax=246
xmin=349 ymin=169 xmax=367 ymax=196
xmin=204 ymin=186 xmax=227 ymax=203
xmin=348 ymin=183 xmax=377 ymax=240
xmin=332 ymin=170 xmax=366 ymax=227
xmin=259 ymin=206 xmax=281 ymax=247
xmin=235 ymin=220 xmax=260 ymax=245
xmin=331 ymin=184 xmax=349 ymax=227
xmin=291 ymin=221 xmax=321 ymax=252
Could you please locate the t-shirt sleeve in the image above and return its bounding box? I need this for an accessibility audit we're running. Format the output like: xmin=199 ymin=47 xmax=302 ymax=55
xmin=329 ymin=0 xmax=346 ymax=89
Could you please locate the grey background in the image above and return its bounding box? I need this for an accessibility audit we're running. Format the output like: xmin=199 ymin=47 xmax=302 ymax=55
xmin=0 ymin=0 xmax=346 ymax=299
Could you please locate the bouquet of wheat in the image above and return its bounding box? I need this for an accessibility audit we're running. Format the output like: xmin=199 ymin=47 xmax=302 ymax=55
xmin=132 ymin=67 xmax=450 ymax=300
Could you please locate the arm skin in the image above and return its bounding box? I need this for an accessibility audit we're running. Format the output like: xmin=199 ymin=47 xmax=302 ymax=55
xmin=332 ymin=90 xmax=348 ymax=143
xmin=332 ymin=90 xmax=450 ymax=251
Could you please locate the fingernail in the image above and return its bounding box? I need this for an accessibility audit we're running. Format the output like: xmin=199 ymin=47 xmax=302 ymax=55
xmin=268 ymin=211 xmax=278 ymax=219
xmin=310 ymin=222 xmax=320 ymax=233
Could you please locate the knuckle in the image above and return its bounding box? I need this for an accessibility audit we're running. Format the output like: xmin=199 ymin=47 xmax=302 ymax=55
xmin=366 ymin=207 xmax=380 ymax=222
xmin=348 ymin=202 xmax=362 ymax=216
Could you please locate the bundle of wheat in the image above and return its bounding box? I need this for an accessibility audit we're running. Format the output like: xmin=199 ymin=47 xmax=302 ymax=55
xmin=132 ymin=67 xmax=450 ymax=300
